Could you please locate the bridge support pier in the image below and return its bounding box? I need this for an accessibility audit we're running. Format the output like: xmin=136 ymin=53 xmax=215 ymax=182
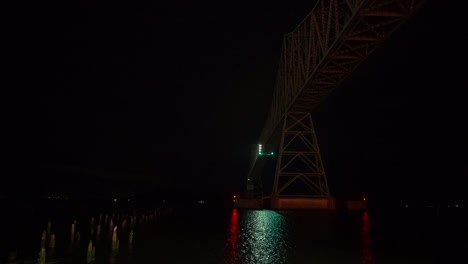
xmin=271 ymin=196 xmax=336 ymax=210
xmin=272 ymin=112 xmax=330 ymax=198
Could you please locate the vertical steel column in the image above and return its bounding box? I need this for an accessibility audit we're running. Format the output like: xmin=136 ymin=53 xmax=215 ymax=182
xmin=272 ymin=116 xmax=287 ymax=197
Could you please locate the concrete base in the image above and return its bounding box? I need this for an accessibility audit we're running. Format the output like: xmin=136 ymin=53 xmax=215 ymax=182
xmin=233 ymin=197 xmax=367 ymax=211
xmin=271 ymin=197 xmax=336 ymax=210
xmin=233 ymin=198 xmax=263 ymax=209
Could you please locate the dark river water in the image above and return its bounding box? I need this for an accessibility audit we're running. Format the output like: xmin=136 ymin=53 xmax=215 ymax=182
xmin=1 ymin=201 xmax=466 ymax=263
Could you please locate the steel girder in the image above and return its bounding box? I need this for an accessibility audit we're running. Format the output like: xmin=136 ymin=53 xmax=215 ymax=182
xmin=260 ymin=0 xmax=426 ymax=145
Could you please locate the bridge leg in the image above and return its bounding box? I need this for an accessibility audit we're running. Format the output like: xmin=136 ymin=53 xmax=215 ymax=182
xmin=272 ymin=112 xmax=330 ymax=208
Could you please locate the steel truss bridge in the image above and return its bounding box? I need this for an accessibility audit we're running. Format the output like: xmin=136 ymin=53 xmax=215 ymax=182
xmin=246 ymin=0 xmax=426 ymax=201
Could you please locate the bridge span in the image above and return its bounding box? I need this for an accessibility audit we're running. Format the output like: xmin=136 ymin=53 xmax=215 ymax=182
xmin=239 ymin=0 xmax=426 ymax=210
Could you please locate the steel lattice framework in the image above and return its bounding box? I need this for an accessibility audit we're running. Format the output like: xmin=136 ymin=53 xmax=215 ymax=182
xmin=248 ymin=0 xmax=426 ymax=198
xmin=272 ymin=112 xmax=330 ymax=197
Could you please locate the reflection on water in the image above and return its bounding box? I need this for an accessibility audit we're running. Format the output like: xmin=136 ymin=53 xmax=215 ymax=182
xmin=361 ymin=212 xmax=375 ymax=264
xmin=227 ymin=210 xmax=379 ymax=264
xmin=226 ymin=209 xmax=239 ymax=263
xmin=3 ymin=204 xmax=461 ymax=263
xmin=226 ymin=209 xmax=288 ymax=264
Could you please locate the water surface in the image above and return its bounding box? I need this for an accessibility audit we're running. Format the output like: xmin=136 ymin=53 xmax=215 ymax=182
xmin=1 ymin=203 xmax=465 ymax=263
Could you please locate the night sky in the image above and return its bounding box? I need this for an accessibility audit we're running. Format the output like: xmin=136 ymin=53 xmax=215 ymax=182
xmin=5 ymin=1 xmax=465 ymax=202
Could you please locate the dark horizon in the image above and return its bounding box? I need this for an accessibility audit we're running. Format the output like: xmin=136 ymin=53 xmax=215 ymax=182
xmin=5 ymin=1 xmax=466 ymax=204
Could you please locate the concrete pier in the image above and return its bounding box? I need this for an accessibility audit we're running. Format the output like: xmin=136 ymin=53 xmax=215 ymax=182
xmin=234 ymin=196 xmax=367 ymax=211
xmin=271 ymin=197 xmax=336 ymax=210
xmin=233 ymin=198 xmax=263 ymax=209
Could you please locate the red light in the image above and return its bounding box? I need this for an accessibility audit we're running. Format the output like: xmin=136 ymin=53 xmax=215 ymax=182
xmin=233 ymin=195 xmax=237 ymax=199
xmin=363 ymin=197 xmax=366 ymax=201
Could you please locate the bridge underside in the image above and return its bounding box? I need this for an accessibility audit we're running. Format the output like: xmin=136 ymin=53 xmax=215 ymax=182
xmin=245 ymin=0 xmax=425 ymax=210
